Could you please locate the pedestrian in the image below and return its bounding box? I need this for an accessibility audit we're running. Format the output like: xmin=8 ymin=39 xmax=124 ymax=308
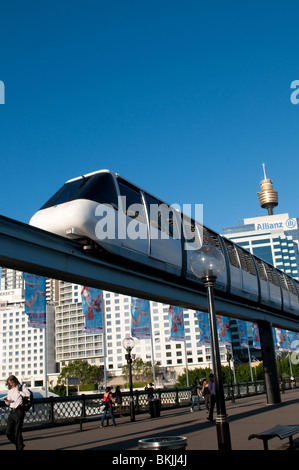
xmin=207 ymin=373 xmax=216 ymax=421
xmin=115 ymin=386 xmax=123 ymax=416
xmin=100 ymin=387 xmax=116 ymax=428
xmin=201 ymin=378 xmax=211 ymax=415
xmin=4 ymin=375 xmax=30 ymax=450
xmin=147 ymin=383 xmax=154 ymax=401
xmin=190 ymin=381 xmax=201 ymax=412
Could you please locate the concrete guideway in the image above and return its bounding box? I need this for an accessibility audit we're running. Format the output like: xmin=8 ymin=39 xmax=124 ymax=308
xmin=1 ymin=389 xmax=299 ymax=452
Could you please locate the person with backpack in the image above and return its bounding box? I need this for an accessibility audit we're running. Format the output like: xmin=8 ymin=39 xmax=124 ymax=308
xmin=99 ymin=387 xmax=116 ymax=428
xmin=4 ymin=375 xmax=31 ymax=450
xmin=190 ymin=381 xmax=201 ymax=412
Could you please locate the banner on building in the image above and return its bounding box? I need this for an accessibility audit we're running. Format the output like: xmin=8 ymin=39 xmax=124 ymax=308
xmin=288 ymin=331 xmax=299 ymax=351
xmin=24 ymin=273 xmax=46 ymax=328
xmin=274 ymin=328 xmax=299 ymax=351
xmin=252 ymin=323 xmax=261 ymax=349
xmin=131 ymin=297 xmax=151 ymax=339
xmin=216 ymin=315 xmax=231 ymax=345
xmin=195 ymin=311 xmax=210 ymax=345
xmin=168 ymin=305 xmax=184 ymax=341
xmin=236 ymin=320 xmax=249 ymax=347
xmin=274 ymin=328 xmax=291 ymax=351
xmin=81 ymin=286 xmax=103 ymax=333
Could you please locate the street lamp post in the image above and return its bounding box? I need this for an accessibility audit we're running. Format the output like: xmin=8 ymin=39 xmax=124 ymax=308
xmin=191 ymin=245 xmax=232 ymax=451
xmin=123 ymin=336 xmax=135 ymax=422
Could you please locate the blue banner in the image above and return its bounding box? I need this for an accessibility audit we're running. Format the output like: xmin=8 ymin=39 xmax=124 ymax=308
xmin=288 ymin=331 xmax=299 ymax=351
xmin=168 ymin=305 xmax=184 ymax=341
xmin=275 ymin=328 xmax=291 ymax=351
xmin=274 ymin=328 xmax=299 ymax=351
xmin=195 ymin=311 xmax=210 ymax=345
xmin=216 ymin=315 xmax=231 ymax=345
xmin=236 ymin=320 xmax=249 ymax=347
xmin=131 ymin=297 xmax=151 ymax=339
xmin=81 ymin=286 xmax=103 ymax=333
xmin=252 ymin=323 xmax=261 ymax=349
xmin=24 ymin=273 xmax=46 ymax=328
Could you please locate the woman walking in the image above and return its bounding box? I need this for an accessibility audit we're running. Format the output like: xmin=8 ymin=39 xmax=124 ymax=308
xmin=100 ymin=387 xmax=116 ymax=428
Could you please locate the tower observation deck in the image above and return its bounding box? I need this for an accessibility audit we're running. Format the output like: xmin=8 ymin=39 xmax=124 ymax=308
xmin=257 ymin=163 xmax=278 ymax=216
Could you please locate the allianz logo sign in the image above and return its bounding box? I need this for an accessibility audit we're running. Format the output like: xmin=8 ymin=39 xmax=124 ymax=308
xmin=286 ymin=218 xmax=297 ymax=229
xmin=256 ymin=218 xmax=297 ymax=231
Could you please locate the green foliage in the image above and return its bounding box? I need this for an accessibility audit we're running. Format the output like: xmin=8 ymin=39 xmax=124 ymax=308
xmin=176 ymin=367 xmax=212 ymax=386
xmin=51 ymin=384 xmax=66 ymax=396
xmin=79 ymin=383 xmax=98 ymax=391
xmin=277 ymin=353 xmax=299 ymax=378
xmin=176 ymin=363 xmax=265 ymax=386
xmin=58 ymin=359 xmax=104 ymax=387
xmin=123 ymin=382 xmax=149 ymax=388
xmin=122 ymin=357 xmax=159 ymax=383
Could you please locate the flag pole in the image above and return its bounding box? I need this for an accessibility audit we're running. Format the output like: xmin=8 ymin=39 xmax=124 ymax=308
xmin=44 ymin=322 xmax=48 ymax=397
xmin=149 ymin=302 xmax=156 ymax=388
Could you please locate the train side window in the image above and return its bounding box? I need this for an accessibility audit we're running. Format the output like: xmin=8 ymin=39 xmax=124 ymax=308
xmin=235 ymin=246 xmax=256 ymax=276
xmin=203 ymin=227 xmax=223 ymax=253
xmin=118 ymin=180 xmax=146 ymax=223
xmin=143 ymin=193 xmax=179 ymax=237
xmin=143 ymin=193 xmax=162 ymax=231
xmin=254 ymin=258 xmax=267 ymax=281
xmin=183 ymin=217 xmax=201 ymax=246
xmin=285 ymin=276 xmax=298 ymax=296
xmin=263 ymin=263 xmax=280 ymax=287
xmin=222 ymin=239 xmax=239 ymax=268
xmin=160 ymin=204 xmax=180 ymax=238
xmin=277 ymin=271 xmax=288 ymax=291
xmin=74 ymin=173 xmax=118 ymax=207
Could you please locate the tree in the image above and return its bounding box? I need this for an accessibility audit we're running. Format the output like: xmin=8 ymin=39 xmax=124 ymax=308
xmin=58 ymin=359 xmax=104 ymax=387
xmin=176 ymin=363 xmax=265 ymax=387
xmin=176 ymin=367 xmax=212 ymax=386
xmin=122 ymin=357 xmax=159 ymax=384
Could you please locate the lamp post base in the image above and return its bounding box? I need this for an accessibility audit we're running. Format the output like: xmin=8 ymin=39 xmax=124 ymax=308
xmin=216 ymin=414 xmax=231 ymax=451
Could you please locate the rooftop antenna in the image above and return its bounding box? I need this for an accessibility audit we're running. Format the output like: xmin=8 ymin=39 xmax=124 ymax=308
xmin=262 ymin=162 xmax=267 ymax=180
xmin=257 ymin=164 xmax=278 ymax=216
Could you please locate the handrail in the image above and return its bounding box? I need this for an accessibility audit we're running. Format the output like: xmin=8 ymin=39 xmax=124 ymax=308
xmin=0 ymin=379 xmax=296 ymax=433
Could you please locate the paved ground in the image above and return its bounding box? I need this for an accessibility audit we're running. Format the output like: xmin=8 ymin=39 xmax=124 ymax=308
xmin=1 ymin=388 xmax=299 ymax=454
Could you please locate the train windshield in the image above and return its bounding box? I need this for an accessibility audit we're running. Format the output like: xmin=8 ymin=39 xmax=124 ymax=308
xmin=40 ymin=178 xmax=90 ymax=209
xmin=40 ymin=172 xmax=118 ymax=209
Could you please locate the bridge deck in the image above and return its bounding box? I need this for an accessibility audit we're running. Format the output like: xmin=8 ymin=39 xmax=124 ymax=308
xmin=1 ymin=388 xmax=299 ymax=452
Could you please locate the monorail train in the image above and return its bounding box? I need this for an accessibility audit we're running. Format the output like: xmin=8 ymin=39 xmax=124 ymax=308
xmin=29 ymin=169 xmax=299 ymax=316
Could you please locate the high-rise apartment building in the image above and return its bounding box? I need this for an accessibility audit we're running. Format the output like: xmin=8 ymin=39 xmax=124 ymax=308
xmin=0 ymin=268 xmax=56 ymax=390
xmin=0 ymin=266 xmax=229 ymax=388
xmin=55 ymin=282 xmax=227 ymax=385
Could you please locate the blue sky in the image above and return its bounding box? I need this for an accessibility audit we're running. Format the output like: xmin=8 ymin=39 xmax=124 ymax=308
xmin=0 ymin=1 xmax=299 ymax=235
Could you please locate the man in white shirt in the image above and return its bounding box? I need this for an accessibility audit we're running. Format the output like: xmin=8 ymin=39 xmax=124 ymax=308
xmin=4 ymin=375 xmax=30 ymax=450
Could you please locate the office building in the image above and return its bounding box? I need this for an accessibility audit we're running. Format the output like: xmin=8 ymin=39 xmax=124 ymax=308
xmin=222 ymin=167 xmax=299 ymax=359
xmin=222 ymin=167 xmax=299 ymax=279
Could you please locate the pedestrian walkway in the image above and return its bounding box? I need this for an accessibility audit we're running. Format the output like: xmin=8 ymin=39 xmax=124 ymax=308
xmin=1 ymin=388 xmax=299 ymax=451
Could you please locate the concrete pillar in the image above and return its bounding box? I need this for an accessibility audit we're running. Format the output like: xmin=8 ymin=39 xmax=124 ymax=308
xmin=258 ymin=320 xmax=281 ymax=404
